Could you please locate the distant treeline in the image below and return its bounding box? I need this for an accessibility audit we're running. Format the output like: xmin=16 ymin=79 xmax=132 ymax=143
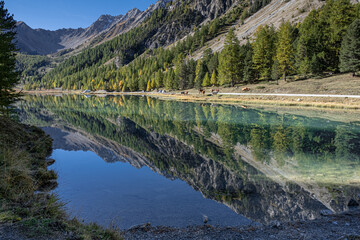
xmin=24 ymin=0 xmax=360 ymax=91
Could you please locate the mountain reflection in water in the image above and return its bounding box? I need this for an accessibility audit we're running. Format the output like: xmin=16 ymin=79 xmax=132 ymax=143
xmin=18 ymin=94 xmax=360 ymax=228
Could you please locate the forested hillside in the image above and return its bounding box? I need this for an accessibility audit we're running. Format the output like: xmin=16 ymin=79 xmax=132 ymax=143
xmin=22 ymin=0 xmax=360 ymax=92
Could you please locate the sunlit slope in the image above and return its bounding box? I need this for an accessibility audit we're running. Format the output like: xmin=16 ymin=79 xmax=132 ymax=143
xmin=192 ymin=0 xmax=325 ymax=59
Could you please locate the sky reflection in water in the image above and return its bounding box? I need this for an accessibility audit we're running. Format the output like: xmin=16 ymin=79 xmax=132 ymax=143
xmin=50 ymin=149 xmax=252 ymax=229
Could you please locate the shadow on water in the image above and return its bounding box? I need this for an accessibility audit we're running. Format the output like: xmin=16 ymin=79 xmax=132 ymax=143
xmin=18 ymin=94 xmax=360 ymax=228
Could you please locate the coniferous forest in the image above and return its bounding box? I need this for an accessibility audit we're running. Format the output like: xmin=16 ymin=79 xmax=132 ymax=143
xmin=21 ymin=0 xmax=360 ymax=92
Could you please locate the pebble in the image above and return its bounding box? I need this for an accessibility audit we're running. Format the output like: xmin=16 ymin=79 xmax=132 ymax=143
xmin=271 ymin=221 xmax=281 ymax=229
xmin=320 ymin=209 xmax=334 ymax=216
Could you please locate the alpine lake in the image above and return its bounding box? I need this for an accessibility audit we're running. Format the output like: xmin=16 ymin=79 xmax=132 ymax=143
xmin=18 ymin=94 xmax=360 ymax=230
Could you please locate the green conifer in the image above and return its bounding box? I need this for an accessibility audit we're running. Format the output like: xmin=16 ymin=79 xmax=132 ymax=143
xmin=340 ymin=19 xmax=360 ymax=75
xmin=0 ymin=1 xmax=19 ymax=114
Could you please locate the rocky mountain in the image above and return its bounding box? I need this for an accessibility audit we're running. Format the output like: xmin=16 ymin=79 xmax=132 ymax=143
xmin=193 ymin=0 xmax=238 ymax=19
xmin=15 ymin=0 xmax=171 ymax=55
xmin=15 ymin=0 xmax=246 ymax=55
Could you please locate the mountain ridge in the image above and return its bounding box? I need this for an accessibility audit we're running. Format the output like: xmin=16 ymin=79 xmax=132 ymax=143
xmin=15 ymin=1 xmax=171 ymax=55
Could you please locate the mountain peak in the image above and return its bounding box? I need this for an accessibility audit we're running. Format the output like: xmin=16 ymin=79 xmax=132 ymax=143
xmin=96 ymin=14 xmax=117 ymax=23
xmin=122 ymin=8 xmax=142 ymax=20
xmin=16 ymin=21 xmax=28 ymax=27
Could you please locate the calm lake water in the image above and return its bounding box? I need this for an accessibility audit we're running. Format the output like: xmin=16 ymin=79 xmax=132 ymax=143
xmin=19 ymin=94 xmax=360 ymax=229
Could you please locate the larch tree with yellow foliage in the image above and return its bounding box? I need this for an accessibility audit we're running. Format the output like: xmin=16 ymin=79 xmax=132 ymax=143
xmin=276 ymin=21 xmax=295 ymax=81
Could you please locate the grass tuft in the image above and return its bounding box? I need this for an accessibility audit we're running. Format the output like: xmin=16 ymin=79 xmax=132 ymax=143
xmin=0 ymin=115 xmax=123 ymax=239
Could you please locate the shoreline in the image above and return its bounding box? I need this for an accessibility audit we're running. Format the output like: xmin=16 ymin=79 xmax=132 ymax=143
xmin=3 ymin=99 xmax=360 ymax=239
xmin=18 ymin=73 xmax=360 ymax=110
xmin=121 ymin=209 xmax=360 ymax=240
xmin=20 ymin=89 xmax=360 ymax=110
xmin=0 ymin=116 xmax=121 ymax=240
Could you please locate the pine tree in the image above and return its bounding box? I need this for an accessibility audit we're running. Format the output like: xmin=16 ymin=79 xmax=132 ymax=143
xmin=296 ymin=10 xmax=325 ymax=75
xmin=325 ymin=0 xmax=356 ymax=71
xmin=146 ymin=80 xmax=151 ymax=92
xmin=271 ymin=60 xmax=280 ymax=84
xmin=0 ymin=1 xmax=19 ymax=114
xmin=276 ymin=21 xmax=295 ymax=81
xmin=202 ymin=72 xmax=210 ymax=87
xmin=210 ymin=71 xmax=217 ymax=86
xmin=177 ymin=61 xmax=189 ymax=90
xmin=295 ymin=38 xmax=311 ymax=75
xmin=252 ymin=25 xmax=276 ymax=81
xmin=165 ymin=69 xmax=176 ymax=90
xmin=218 ymin=28 xmax=242 ymax=86
xmin=154 ymin=70 xmax=163 ymax=89
xmin=340 ymin=19 xmax=360 ymax=75
xmin=194 ymin=60 xmax=206 ymax=89
xmin=242 ymin=42 xmax=254 ymax=83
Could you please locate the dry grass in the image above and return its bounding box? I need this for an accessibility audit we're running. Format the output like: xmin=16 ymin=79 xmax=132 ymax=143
xmin=152 ymin=73 xmax=360 ymax=110
xmin=235 ymin=73 xmax=360 ymax=95
xmin=0 ymin=116 xmax=123 ymax=239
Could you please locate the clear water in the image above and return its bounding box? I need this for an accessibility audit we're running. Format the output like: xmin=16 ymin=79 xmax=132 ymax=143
xmin=19 ymin=94 xmax=360 ymax=229
xmin=50 ymin=150 xmax=252 ymax=229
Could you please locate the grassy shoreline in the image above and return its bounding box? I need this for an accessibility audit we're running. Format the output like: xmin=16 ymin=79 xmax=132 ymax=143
xmin=0 ymin=116 xmax=122 ymax=239
xmin=19 ymin=74 xmax=360 ymax=110
xmin=20 ymin=89 xmax=360 ymax=110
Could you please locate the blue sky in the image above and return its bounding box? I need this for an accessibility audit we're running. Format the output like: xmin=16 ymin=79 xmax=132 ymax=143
xmin=6 ymin=0 xmax=157 ymax=30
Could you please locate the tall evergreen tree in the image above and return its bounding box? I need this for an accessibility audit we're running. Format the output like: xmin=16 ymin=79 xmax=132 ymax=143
xmin=194 ymin=60 xmax=206 ymax=89
xmin=241 ymin=42 xmax=254 ymax=83
xmin=276 ymin=21 xmax=295 ymax=81
xmin=165 ymin=69 xmax=176 ymax=90
xmin=146 ymin=80 xmax=151 ymax=92
xmin=0 ymin=1 xmax=19 ymax=114
xmin=296 ymin=10 xmax=325 ymax=75
xmin=252 ymin=25 xmax=276 ymax=80
xmin=202 ymin=72 xmax=210 ymax=87
xmin=154 ymin=70 xmax=163 ymax=89
xmin=339 ymin=19 xmax=360 ymax=75
xmin=177 ymin=61 xmax=189 ymax=90
xmin=218 ymin=28 xmax=242 ymax=86
xmin=324 ymin=0 xmax=355 ymax=71
xmin=210 ymin=71 xmax=217 ymax=86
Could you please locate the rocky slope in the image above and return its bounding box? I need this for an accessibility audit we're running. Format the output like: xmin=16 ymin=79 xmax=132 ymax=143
xmin=15 ymin=0 xmax=246 ymax=56
xmin=190 ymin=0 xmax=324 ymax=59
xmin=192 ymin=0 xmax=360 ymax=59
xmin=15 ymin=0 xmax=170 ymax=55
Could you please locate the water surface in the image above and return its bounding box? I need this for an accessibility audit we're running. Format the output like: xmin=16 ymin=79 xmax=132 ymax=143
xmin=50 ymin=149 xmax=251 ymax=229
xmin=19 ymin=94 xmax=360 ymax=229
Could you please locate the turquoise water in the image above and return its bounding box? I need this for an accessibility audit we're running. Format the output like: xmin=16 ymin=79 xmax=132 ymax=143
xmin=19 ymin=94 xmax=360 ymax=229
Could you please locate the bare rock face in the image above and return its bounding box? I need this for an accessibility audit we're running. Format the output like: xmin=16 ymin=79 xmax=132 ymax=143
xmin=194 ymin=0 xmax=237 ymax=19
